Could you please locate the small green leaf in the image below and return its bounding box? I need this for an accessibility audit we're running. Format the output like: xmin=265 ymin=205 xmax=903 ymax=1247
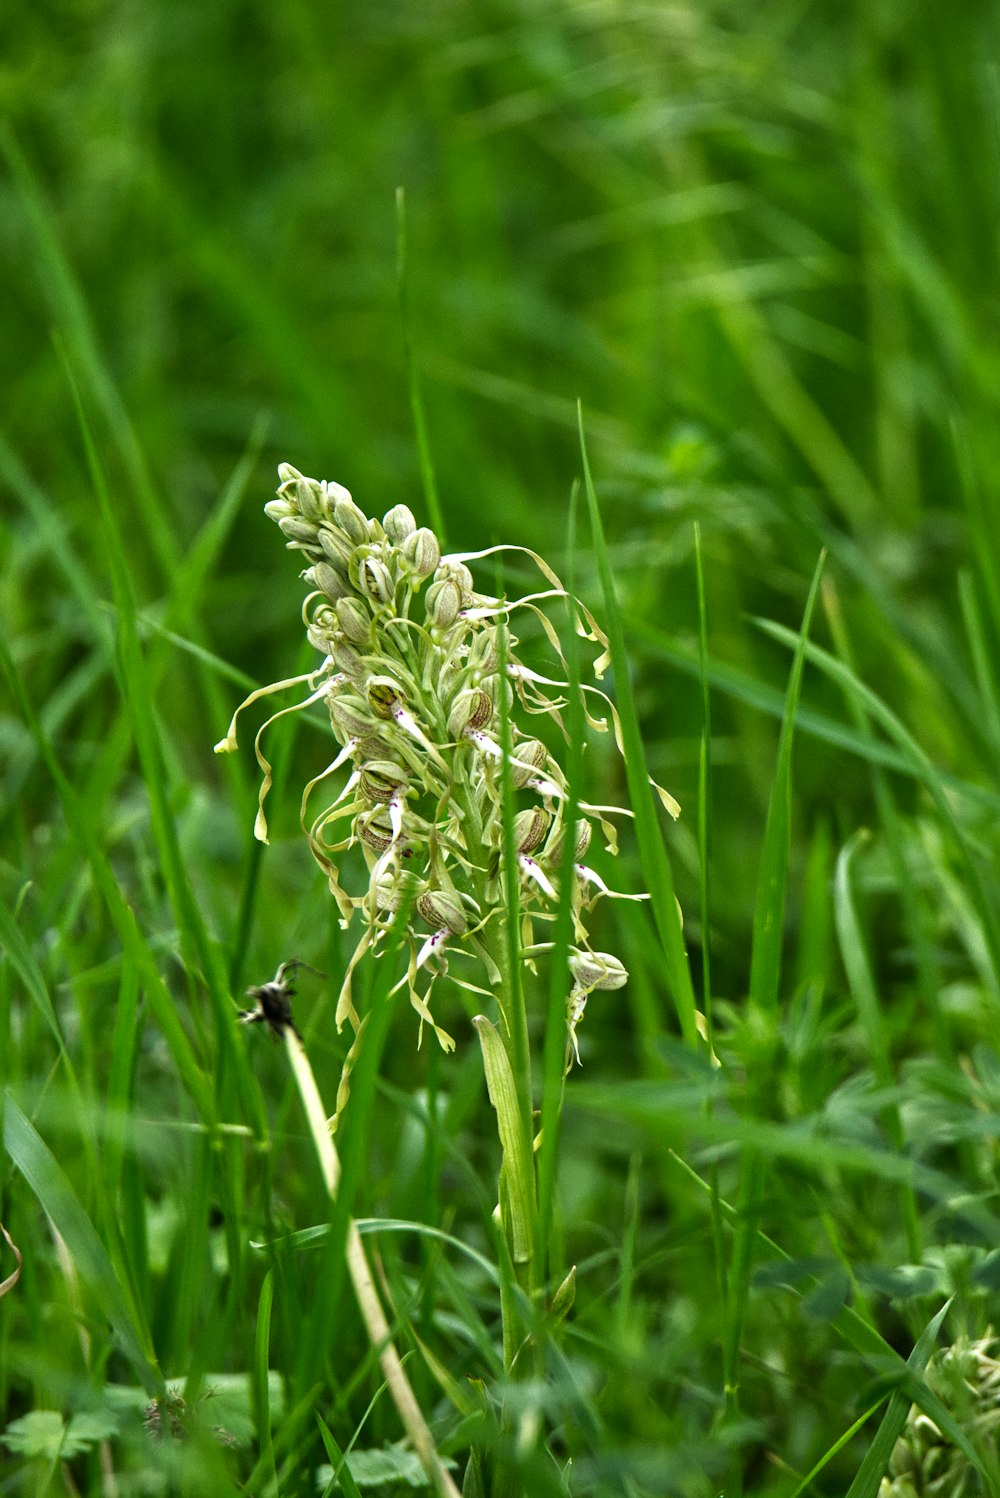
xmin=62 ymin=1411 xmax=119 ymax=1457
xmin=347 ymin=1441 xmax=438 ymax=1487
xmin=2 ymin=1410 xmax=66 ymax=1458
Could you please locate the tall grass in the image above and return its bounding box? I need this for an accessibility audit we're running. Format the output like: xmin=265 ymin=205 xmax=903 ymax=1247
xmin=4 ymin=2 xmax=1000 ymax=1493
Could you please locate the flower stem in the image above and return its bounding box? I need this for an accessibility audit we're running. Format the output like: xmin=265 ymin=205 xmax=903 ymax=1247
xmin=284 ymin=1027 xmax=460 ymax=1498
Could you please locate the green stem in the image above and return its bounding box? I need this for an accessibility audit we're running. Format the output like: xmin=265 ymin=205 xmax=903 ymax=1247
xmin=457 ymin=783 xmax=541 ymax=1316
xmin=284 ymin=1029 xmax=461 ymax=1498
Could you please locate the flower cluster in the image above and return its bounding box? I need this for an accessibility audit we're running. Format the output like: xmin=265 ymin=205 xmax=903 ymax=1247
xmin=217 ymin=467 xmax=678 ymax=1067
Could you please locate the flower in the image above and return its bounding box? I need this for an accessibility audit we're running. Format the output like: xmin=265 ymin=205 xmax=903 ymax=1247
xmin=217 ymin=467 xmax=679 ymax=1075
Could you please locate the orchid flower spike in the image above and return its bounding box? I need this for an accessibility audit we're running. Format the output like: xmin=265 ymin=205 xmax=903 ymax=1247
xmin=217 ymin=466 xmax=679 ymax=1083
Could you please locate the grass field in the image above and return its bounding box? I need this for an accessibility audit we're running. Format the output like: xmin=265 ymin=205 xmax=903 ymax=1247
xmin=5 ymin=2 xmax=1000 ymax=1494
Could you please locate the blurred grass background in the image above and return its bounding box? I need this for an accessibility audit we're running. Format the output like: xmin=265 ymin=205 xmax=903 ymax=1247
xmin=5 ymin=1 xmax=1000 ymax=1494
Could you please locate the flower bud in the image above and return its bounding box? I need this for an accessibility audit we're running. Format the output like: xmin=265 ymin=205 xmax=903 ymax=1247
xmin=295 ymin=477 xmax=325 ymax=522
xmin=278 ymin=516 xmax=318 ymax=545
xmin=510 ymin=739 xmax=546 ymax=788
xmin=264 ymin=498 xmax=295 ymax=522
xmin=448 ymin=688 xmax=493 ymax=737
xmin=336 ymin=597 xmax=373 ymax=645
xmin=425 ymin=578 xmax=463 ymax=631
xmin=545 ymin=817 xmax=592 ymax=864
xmin=494 ymin=675 xmax=515 ymax=714
xmin=329 ymin=695 xmax=375 ymax=738
xmin=417 ymin=889 xmax=468 ymax=935
xmin=331 ymin=638 xmax=366 ymax=680
xmin=374 ymin=872 xmax=400 ymax=912
xmin=322 ymin=478 xmax=354 ymax=510
xmin=403 ymin=527 xmax=440 ymax=579
xmin=317 ymin=525 xmax=354 ymax=570
xmin=333 ymin=495 xmax=372 ymax=545
xmin=435 ymin=559 xmax=474 ymax=595
xmin=356 ymin=733 xmax=396 ymax=762
xmin=276 ymin=466 xmax=325 ymax=519
xmin=303 ymin=562 xmax=349 ymax=601
xmin=469 ymin=630 xmax=499 ymax=675
xmin=383 ymin=505 xmax=416 ymax=544
xmin=359 ymin=762 xmax=409 ymax=803
xmin=569 ymin=951 xmax=628 ymax=992
xmin=513 ymin=807 xmax=549 ymax=855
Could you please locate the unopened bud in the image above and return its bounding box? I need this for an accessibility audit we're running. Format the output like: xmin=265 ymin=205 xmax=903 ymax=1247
xmin=278 ymin=516 xmax=318 ymax=545
xmin=374 ymin=868 xmax=420 ymax=912
xmin=333 ymin=496 xmax=371 ymax=545
xmin=417 ymin=889 xmax=468 ymax=935
xmin=569 ymin=951 xmax=628 ymax=992
xmin=322 ymin=478 xmax=354 ymax=509
xmin=276 ymin=466 xmax=325 ymax=519
xmin=510 ymin=739 xmax=547 ymax=788
xmin=403 ymin=527 xmax=440 ymax=579
xmin=331 ymin=639 xmax=366 ymax=680
xmin=295 ymin=477 xmax=325 ymax=522
xmin=336 ymin=597 xmax=373 ymax=645
xmin=304 ymin=562 xmax=349 ymax=601
xmin=425 ymin=578 xmax=463 ymax=630
xmin=469 ymin=630 xmax=499 ymax=674
xmin=383 ymin=505 xmax=417 ymax=544
xmin=329 ymin=695 xmax=375 ymax=738
xmin=448 ymin=689 xmax=493 ymax=737
xmin=264 ymin=498 xmax=295 ymax=522
xmin=513 ymin=807 xmax=549 ymax=855
xmin=317 ymin=525 xmax=354 ymax=570
xmin=545 ymin=818 xmax=592 ymax=864
xmin=356 ymin=733 xmax=395 ymax=761
xmin=435 ymin=559 xmax=474 ymax=595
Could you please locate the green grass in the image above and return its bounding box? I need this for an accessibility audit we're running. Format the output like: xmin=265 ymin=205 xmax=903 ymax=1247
xmin=5 ymin=2 xmax=1000 ymax=1493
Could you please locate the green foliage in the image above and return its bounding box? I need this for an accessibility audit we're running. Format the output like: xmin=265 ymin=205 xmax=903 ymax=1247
xmin=318 ymin=1438 xmax=451 ymax=1490
xmin=2 ymin=1409 xmax=118 ymax=1460
xmin=5 ymin=1 xmax=1000 ymax=1494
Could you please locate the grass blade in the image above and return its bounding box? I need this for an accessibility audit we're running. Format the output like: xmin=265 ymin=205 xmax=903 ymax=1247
xmin=396 ymin=185 xmax=445 ymax=543
xmin=749 ymin=552 xmax=825 ymax=1015
xmin=0 ymin=634 xmax=215 ymax=1122
xmin=834 ymin=831 xmax=920 ymax=1259
xmin=844 ymin=1301 xmax=949 ymax=1498
xmin=0 ymin=896 xmax=66 ymax=1053
xmin=3 ymin=1094 xmax=163 ymax=1397
xmin=253 ymin=1269 xmax=276 ymax=1485
xmin=753 ymin=616 xmax=1000 ymax=994
xmin=577 ymin=406 xmax=698 ymax=1048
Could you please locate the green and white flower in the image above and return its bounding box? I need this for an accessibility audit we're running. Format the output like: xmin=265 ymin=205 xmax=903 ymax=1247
xmin=217 ymin=466 xmax=678 ymax=1070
